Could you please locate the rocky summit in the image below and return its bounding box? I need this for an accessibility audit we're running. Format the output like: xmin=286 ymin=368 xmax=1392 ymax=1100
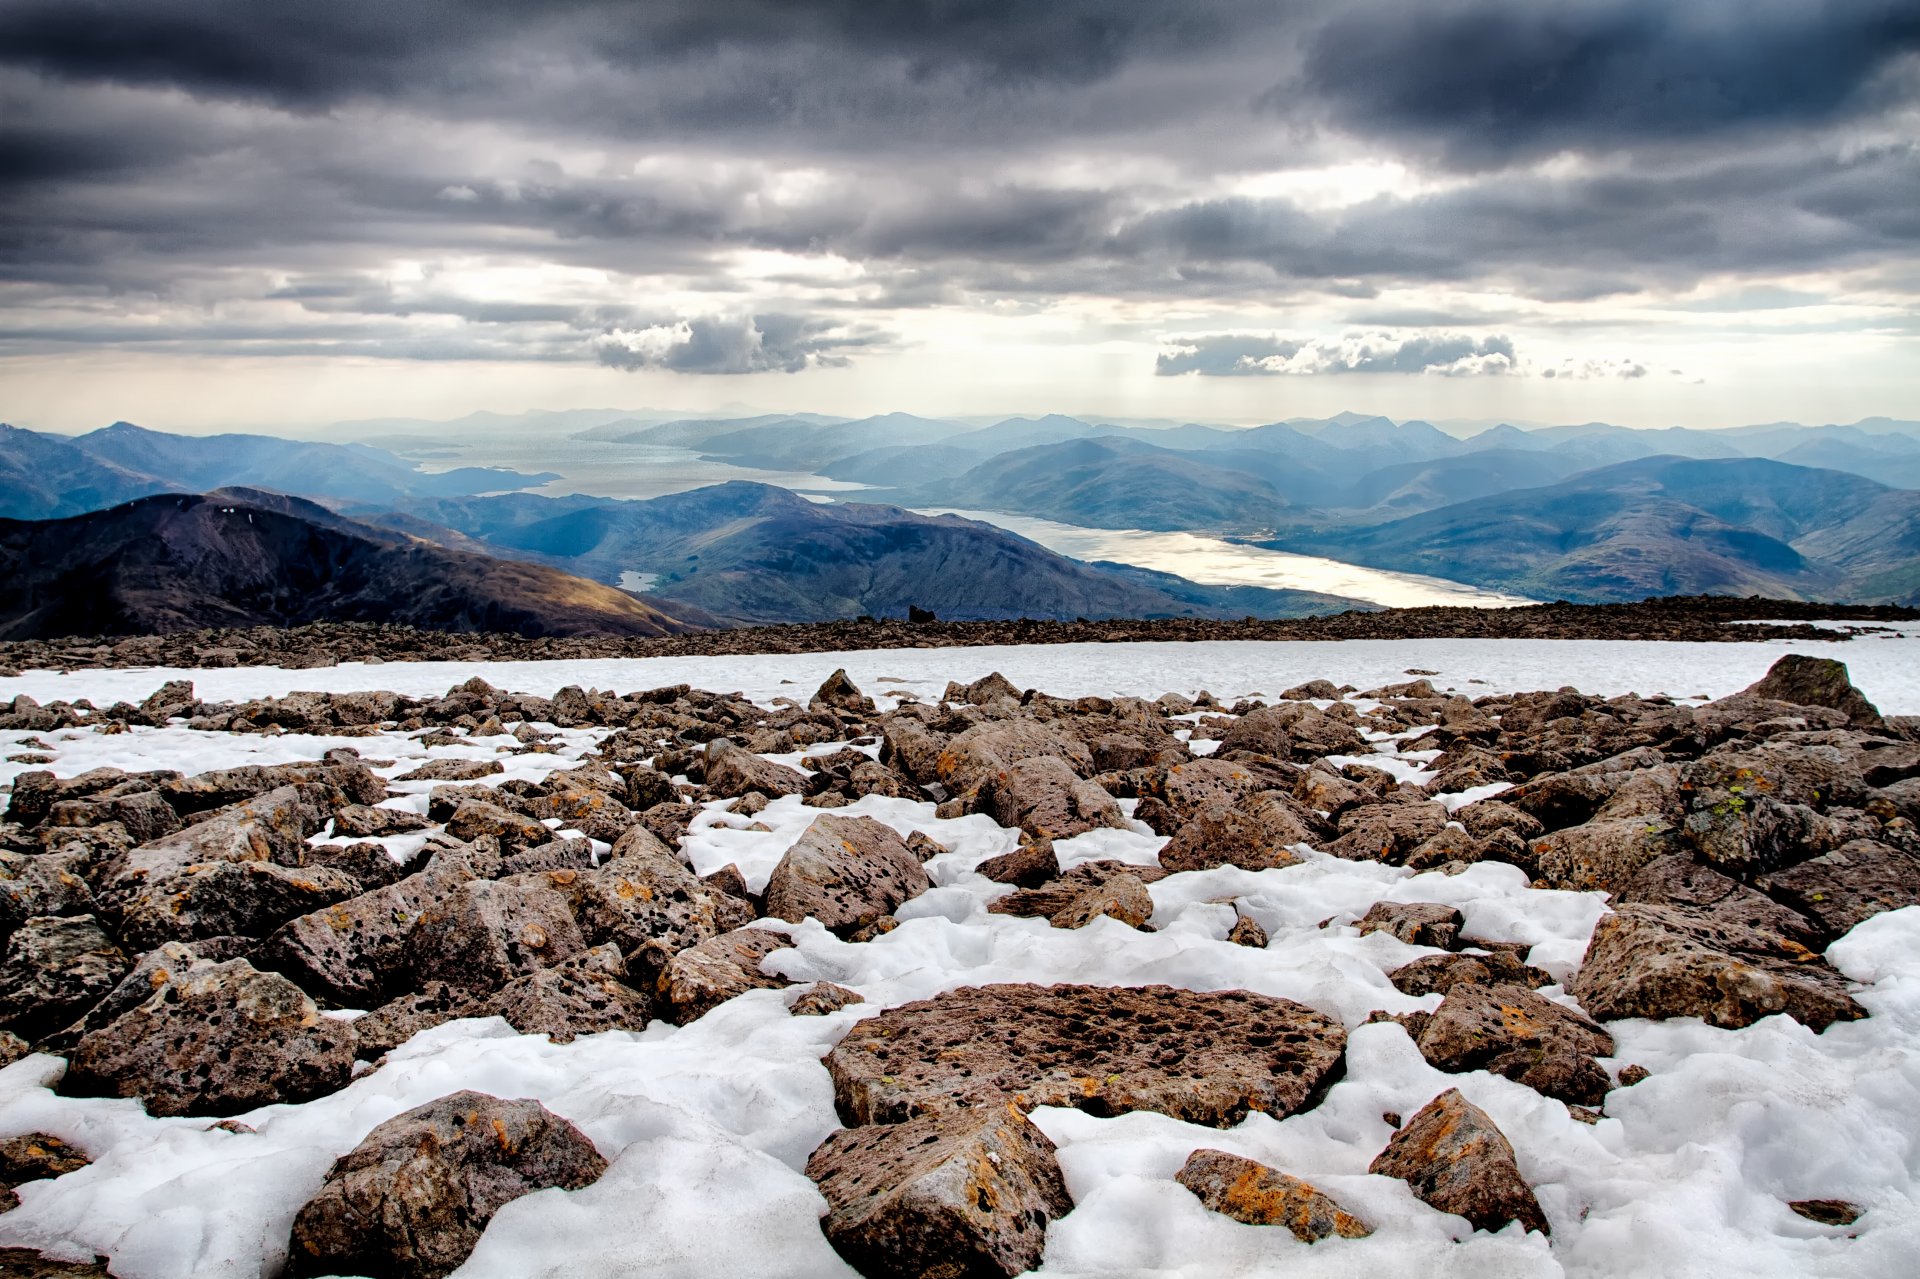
xmin=0 ymin=648 xmax=1914 ymax=1278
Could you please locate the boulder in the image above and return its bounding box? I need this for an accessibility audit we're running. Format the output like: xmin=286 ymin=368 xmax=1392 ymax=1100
xmin=484 ymin=944 xmax=651 ymax=1042
xmin=704 ymin=739 xmax=807 ymax=799
xmin=1158 ymin=795 xmax=1308 ymax=873
xmin=351 ymin=982 xmax=475 ymax=1060
xmin=1617 ymin=854 xmax=1825 ymax=950
xmin=1742 ymin=654 xmax=1884 ymax=729
xmin=987 ymin=861 xmax=1169 ymax=920
xmin=827 ymin=983 xmax=1346 ymax=1128
xmin=807 ymin=1105 xmax=1071 ymax=1279
xmin=1049 ymin=872 xmax=1155 ymax=930
xmin=0 ymin=915 xmax=130 ymax=1040
xmin=1145 ymin=757 xmax=1283 ymax=820
xmin=1570 ymin=903 xmax=1865 ymax=1031
xmin=1756 ymin=839 xmax=1920 ymax=942
xmin=1369 ymin=1089 xmax=1549 ymax=1235
xmin=653 ymin=926 xmax=794 ymax=1024
xmin=943 ymin=671 xmax=1022 ymax=706
xmin=1356 ymin=902 xmax=1464 ymax=949
xmin=287 ymin=1091 xmax=606 ymax=1279
xmin=1219 ymin=703 xmax=1366 ymax=761
xmin=976 ymin=755 xmax=1127 ymax=840
xmin=404 ymin=878 xmax=586 ymax=996
xmin=1389 ymin=951 xmax=1550 ymax=998
xmin=444 ymin=799 xmax=551 ymax=852
xmin=109 ymin=860 xmax=362 ymax=951
xmin=789 ymin=982 xmax=866 ymax=1016
xmin=0 ymin=1132 xmax=90 ymax=1212
xmin=936 ymin=719 xmax=1093 ymax=796
xmin=392 ymin=758 xmax=504 ymax=783
xmin=763 ymin=814 xmax=931 ymax=938
xmin=810 ymin=669 xmax=876 ymax=715
xmin=257 ymin=854 xmax=478 ymax=1005
xmin=1415 ymin=982 xmax=1616 ymax=1105
xmin=1175 ymin=1148 xmax=1371 ymax=1242
xmin=975 ymin=839 xmax=1061 ymax=888
xmin=1227 ymin=913 xmax=1269 ymax=948
xmin=64 ymin=958 xmax=355 ymax=1117
xmin=1326 ymin=802 xmax=1449 ymax=865
xmin=0 ymin=850 xmax=97 ymax=945
xmin=553 ymin=836 xmax=755 ymax=963
xmin=1530 ymin=817 xmax=1681 ymax=893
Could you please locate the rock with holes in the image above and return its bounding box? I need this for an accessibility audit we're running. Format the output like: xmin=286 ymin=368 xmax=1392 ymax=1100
xmin=975 ymin=839 xmax=1060 ymax=888
xmin=1756 ymin=839 xmax=1920 ymax=943
xmin=351 ymin=982 xmax=476 ymax=1060
xmin=0 ymin=850 xmax=96 ymax=946
xmin=1415 ymin=983 xmax=1616 ymax=1105
xmin=1227 ymin=913 xmax=1269 ymax=948
xmin=551 ymin=827 xmax=754 ymax=959
xmin=444 ymin=799 xmax=550 ymax=852
xmin=482 ymin=944 xmax=651 ymax=1042
xmin=653 ymin=926 xmax=795 ymax=1024
xmin=0 ymin=1132 xmax=90 ymax=1212
xmin=827 ymin=983 xmax=1346 ymax=1128
xmin=287 ymin=1091 xmax=606 ymax=1279
xmin=1369 ymin=1089 xmax=1549 ymax=1235
xmin=764 ymin=814 xmax=931 ymax=938
xmin=0 ymin=915 xmax=129 ymax=1041
xmin=807 ymin=1104 xmax=1072 ymax=1279
xmin=1158 ymin=794 xmax=1308 ymax=873
xmin=403 ymin=878 xmax=585 ymax=997
xmin=936 ymin=719 xmax=1093 ymax=796
xmin=1388 ymin=951 xmax=1550 ymax=998
xmin=1356 ymin=902 xmax=1464 ymax=949
xmin=258 ymin=854 xmax=478 ymax=1005
xmin=111 ymin=860 xmax=364 ymax=951
xmin=704 ymin=738 xmax=807 ymax=799
xmin=1570 ymin=903 xmax=1864 ymax=1031
xmin=988 ymin=860 xmax=1170 ymax=920
xmin=1742 ymin=654 xmax=1884 ymax=729
xmin=1175 ymin=1148 xmax=1371 ymax=1242
xmin=790 ymin=982 xmax=865 ymax=1016
xmin=976 ymin=755 xmax=1127 ymax=840
xmin=63 ymin=957 xmax=355 ymax=1117
xmin=1326 ymin=803 xmax=1450 ymax=865
xmin=1049 ymin=872 xmax=1155 ymax=930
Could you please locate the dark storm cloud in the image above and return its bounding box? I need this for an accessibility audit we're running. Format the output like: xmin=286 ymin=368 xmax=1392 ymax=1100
xmin=0 ymin=1 xmax=1916 ymax=371
xmin=1158 ymin=331 xmax=1517 ymax=376
xmin=1292 ymin=0 xmax=1920 ymax=168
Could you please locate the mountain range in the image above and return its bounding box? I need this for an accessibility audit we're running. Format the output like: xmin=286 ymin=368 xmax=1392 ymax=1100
xmin=0 ymin=421 xmax=557 ymax=520
xmin=0 ymin=492 xmax=696 ymax=640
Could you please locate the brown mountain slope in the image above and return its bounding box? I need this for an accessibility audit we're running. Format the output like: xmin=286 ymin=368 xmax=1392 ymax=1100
xmin=0 ymin=492 xmax=700 ymax=639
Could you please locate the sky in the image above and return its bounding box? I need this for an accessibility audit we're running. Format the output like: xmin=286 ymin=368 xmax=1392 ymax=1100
xmin=1 ymin=0 xmax=1917 ymax=432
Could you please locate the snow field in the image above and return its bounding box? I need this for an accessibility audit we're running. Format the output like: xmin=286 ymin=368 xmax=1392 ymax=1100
xmin=0 ymin=635 xmax=1917 ymax=1277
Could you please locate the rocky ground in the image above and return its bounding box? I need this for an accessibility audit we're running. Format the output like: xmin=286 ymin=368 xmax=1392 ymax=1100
xmin=1 ymin=595 xmax=1914 ymax=672
xmin=0 ymin=650 xmax=1915 ymax=1277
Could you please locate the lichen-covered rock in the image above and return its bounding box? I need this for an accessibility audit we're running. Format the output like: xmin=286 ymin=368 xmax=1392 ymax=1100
xmin=1415 ymin=982 xmax=1616 ymax=1105
xmin=1756 ymin=839 xmax=1920 ymax=942
xmin=1144 ymin=757 xmax=1282 ymax=820
xmin=828 ymin=983 xmax=1346 ymax=1128
xmin=1389 ymin=950 xmax=1550 ymax=997
xmin=404 ymin=878 xmax=586 ymax=997
xmin=1227 ymin=913 xmax=1269 ymax=948
xmin=110 ymin=860 xmax=363 ymax=951
xmin=975 ymin=755 xmax=1126 ymax=840
xmin=329 ymin=804 xmax=433 ymax=839
xmin=1356 ymin=901 xmax=1464 ymax=949
xmin=790 ymin=982 xmax=865 ymax=1016
xmin=0 ymin=915 xmax=130 ymax=1040
xmin=811 ymin=668 xmax=876 ymax=715
xmin=704 ymin=738 xmax=807 ymax=799
xmin=1369 ymin=1089 xmax=1549 ymax=1234
xmin=1158 ymin=795 xmax=1308 ymax=873
xmin=287 ymin=1091 xmax=606 ymax=1279
xmin=764 ymin=814 xmax=931 ymax=937
xmin=64 ymin=957 xmax=355 ymax=1117
xmin=258 ymin=854 xmax=478 ymax=1005
xmin=0 ymin=1132 xmax=90 ymax=1212
xmin=1570 ymin=903 xmax=1865 ymax=1031
xmin=0 ymin=850 xmax=97 ymax=945
xmin=1326 ymin=802 xmax=1450 ymax=865
xmin=351 ymin=982 xmax=474 ymax=1059
xmin=987 ymin=860 xmax=1170 ymax=920
xmin=1049 ymin=872 xmax=1154 ymax=930
xmin=936 ymin=719 xmax=1093 ymax=796
xmin=1618 ymin=854 xmax=1825 ymax=949
xmin=444 ymin=799 xmax=551 ymax=852
xmin=482 ymin=944 xmax=651 ymax=1042
xmin=1529 ymin=816 xmax=1681 ymax=893
xmin=1175 ymin=1148 xmax=1370 ymax=1241
xmin=1742 ymin=654 xmax=1884 ymax=729
xmin=808 ymin=1104 xmax=1071 ymax=1279
xmin=975 ymin=839 xmax=1060 ymax=888
xmin=1219 ymin=702 xmax=1366 ymax=761
xmin=653 ymin=926 xmax=794 ymax=1024
xmin=393 ymin=758 xmax=504 ymax=783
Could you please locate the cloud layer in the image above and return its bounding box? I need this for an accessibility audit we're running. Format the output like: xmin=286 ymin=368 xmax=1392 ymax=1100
xmin=0 ymin=0 xmax=1914 ymax=387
